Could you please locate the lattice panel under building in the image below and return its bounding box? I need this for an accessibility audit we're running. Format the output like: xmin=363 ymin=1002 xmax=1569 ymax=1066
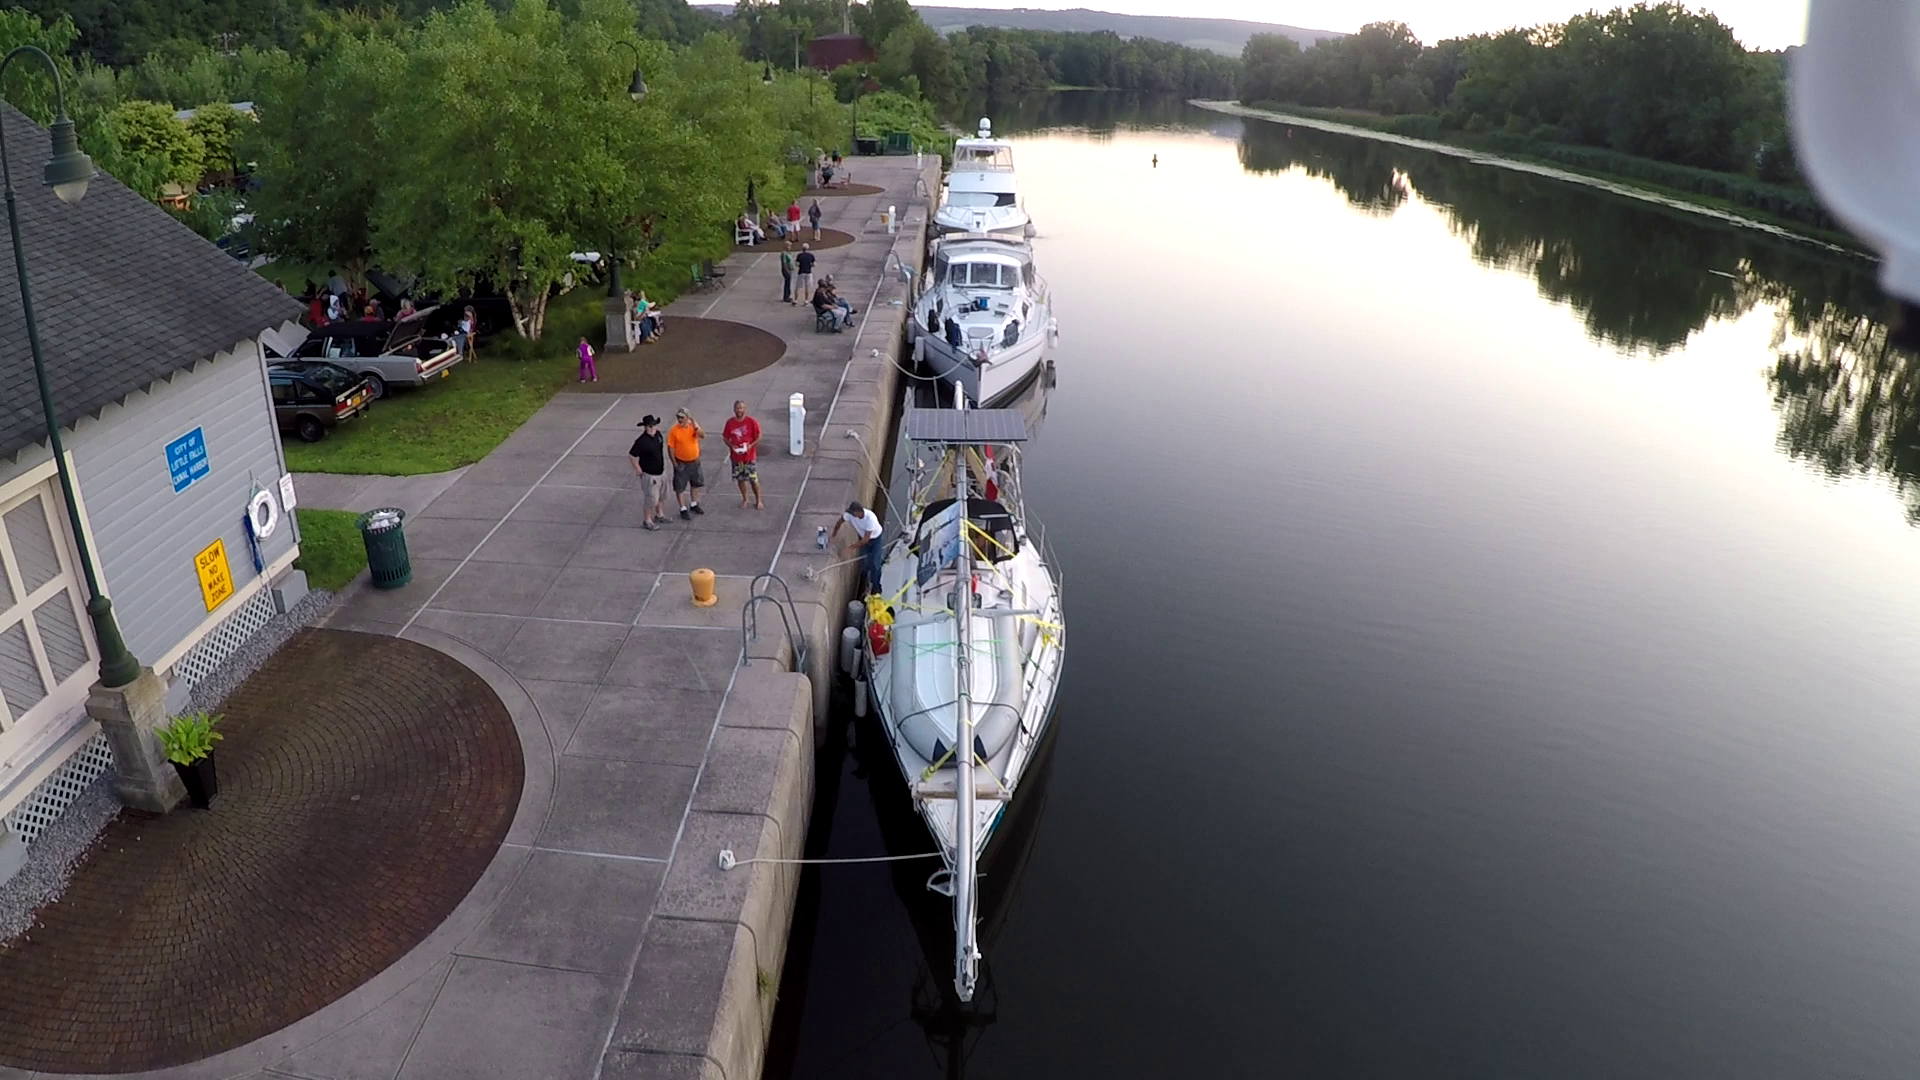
xmin=168 ymin=588 xmax=277 ymax=693
xmin=5 ymin=732 xmax=113 ymax=845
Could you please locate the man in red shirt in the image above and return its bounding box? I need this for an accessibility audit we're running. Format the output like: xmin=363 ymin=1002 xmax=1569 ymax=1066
xmin=723 ymin=400 xmax=764 ymax=509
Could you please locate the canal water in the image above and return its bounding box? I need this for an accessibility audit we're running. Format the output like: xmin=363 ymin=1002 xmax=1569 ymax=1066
xmin=768 ymin=94 xmax=1920 ymax=1078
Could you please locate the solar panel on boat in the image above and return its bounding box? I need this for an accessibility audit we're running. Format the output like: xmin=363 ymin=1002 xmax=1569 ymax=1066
xmin=903 ymin=408 xmax=1029 ymax=443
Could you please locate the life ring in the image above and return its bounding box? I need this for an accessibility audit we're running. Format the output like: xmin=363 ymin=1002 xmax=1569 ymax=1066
xmin=248 ymin=489 xmax=279 ymax=539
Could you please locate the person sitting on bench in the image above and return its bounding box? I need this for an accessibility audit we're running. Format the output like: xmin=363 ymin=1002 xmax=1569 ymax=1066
xmin=812 ymin=283 xmax=847 ymax=330
xmin=822 ymin=276 xmax=856 ymax=322
xmin=738 ymin=212 xmax=765 ymax=245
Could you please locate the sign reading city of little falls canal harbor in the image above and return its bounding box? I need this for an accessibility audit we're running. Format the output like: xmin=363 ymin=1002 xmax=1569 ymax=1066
xmin=195 ymin=538 xmax=234 ymax=611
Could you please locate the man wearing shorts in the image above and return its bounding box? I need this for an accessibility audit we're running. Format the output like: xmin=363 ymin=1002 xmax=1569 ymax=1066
xmin=723 ymin=400 xmax=764 ymax=509
xmin=668 ymin=408 xmax=706 ymax=519
xmin=628 ymin=415 xmax=669 ymax=529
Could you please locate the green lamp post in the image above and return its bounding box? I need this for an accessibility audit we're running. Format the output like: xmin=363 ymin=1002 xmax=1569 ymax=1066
xmin=605 ymin=41 xmax=648 ymax=299
xmin=1 ymin=45 xmax=142 ymax=688
xmin=851 ymin=66 xmax=869 ymax=156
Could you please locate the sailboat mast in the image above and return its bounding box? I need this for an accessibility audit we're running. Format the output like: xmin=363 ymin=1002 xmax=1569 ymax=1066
xmin=952 ymin=445 xmax=980 ymax=1002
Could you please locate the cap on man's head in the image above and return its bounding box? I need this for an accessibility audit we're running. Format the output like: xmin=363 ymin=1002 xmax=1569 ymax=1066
xmin=638 ymin=415 xmax=660 ymax=427
xmin=676 ymin=408 xmax=691 ymax=418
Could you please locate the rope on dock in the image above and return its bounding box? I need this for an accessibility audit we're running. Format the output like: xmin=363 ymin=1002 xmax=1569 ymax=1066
xmin=717 ymin=848 xmax=941 ymax=870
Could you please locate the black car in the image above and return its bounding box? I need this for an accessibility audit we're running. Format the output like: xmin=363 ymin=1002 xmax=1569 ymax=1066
xmin=267 ymin=361 xmax=372 ymax=443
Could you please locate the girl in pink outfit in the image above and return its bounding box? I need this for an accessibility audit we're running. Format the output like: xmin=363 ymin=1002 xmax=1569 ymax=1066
xmin=577 ymin=337 xmax=597 ymax=382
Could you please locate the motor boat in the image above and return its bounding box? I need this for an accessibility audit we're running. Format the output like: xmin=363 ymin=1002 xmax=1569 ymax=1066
xmin=861 ymin=407 xmax=1064 ymax=1003
xmin=934 ymin=119 xmax=1033 ymax=238
xmin=909 ymin=234 xmax=1058 ymax=407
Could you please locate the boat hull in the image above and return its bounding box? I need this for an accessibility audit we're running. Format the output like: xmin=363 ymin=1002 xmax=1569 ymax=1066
xmin=911 ymin=324 xmax=1054 ymax=406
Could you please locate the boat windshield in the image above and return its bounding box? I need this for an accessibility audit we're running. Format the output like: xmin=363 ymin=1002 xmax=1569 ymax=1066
xmin=948 ymin=191 xmax=1018 ymax=208
xmin=957 ymin=145 xmax=1014 ymax=170
xmin=950 ymin=261 xmax=1018 ymax=289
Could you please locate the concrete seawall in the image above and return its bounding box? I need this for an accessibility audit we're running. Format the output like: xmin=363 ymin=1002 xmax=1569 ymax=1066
xmin=609 ymin=156 xmax=937 ymax=1080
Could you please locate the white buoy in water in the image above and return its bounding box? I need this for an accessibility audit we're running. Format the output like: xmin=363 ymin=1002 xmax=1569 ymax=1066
xmin=854 ymin=677 xmax=869 ymax=717
xmin=840 ymin=625 xmax=860 ymax=675
xmin=847 ymin=600 xmax=865 ymax=628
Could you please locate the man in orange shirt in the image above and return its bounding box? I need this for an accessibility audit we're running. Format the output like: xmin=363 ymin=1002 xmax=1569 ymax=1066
xmin=667 ymin=407 xmax=706 ymax=520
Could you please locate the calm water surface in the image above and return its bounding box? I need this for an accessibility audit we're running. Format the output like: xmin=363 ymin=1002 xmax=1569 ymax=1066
xmin=768 ymin=94 xmax=1920 ymax=1079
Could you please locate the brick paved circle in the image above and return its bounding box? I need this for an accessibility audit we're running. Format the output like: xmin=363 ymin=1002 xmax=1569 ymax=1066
xmin=566 ymin=316 xmax=788 ymax=394
xmin=732 ymin=226 xmax=854 ymax=254
xmin=803 ymin=183 xmax=887 ymax=196
xmin=0 ymin=628 xmax=523 ymax=1074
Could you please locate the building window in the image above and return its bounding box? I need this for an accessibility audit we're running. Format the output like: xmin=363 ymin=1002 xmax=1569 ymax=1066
xmin=0 ymin=483 xmax=94 ymax=749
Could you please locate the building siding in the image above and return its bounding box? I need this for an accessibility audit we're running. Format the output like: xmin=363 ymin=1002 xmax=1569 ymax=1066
xmin=0 ymin=335 xmax=304 ymax=672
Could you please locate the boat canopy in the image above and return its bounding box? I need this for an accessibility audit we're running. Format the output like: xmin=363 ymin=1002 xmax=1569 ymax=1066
xmin=914 ymin=497 xmax=1020 ymax=565
xmin=933 ymin=248 xmax=1035 ymax=289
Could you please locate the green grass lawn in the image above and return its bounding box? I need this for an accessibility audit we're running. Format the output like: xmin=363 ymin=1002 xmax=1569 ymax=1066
xmin=292 ymin=508 xmax=368 ymax=591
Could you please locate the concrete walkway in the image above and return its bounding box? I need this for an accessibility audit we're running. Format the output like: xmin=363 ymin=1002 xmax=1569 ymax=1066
xmin=290 ymin=469 xmax=468 ymax=519
xmin=0 ymin=154 xmax=936 ymax=1080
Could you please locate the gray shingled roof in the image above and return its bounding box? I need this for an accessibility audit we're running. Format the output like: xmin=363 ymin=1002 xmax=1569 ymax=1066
xmin=0 ymin=103 xmax=304 ymax=460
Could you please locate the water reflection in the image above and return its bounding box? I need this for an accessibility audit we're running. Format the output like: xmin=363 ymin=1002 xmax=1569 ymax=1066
xmin=1231 ymin=115 xmax=1920 ymax=518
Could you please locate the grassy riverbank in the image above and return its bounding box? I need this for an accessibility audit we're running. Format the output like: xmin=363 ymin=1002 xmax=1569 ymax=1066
xmin=1220 ymin=100 xmax=1862 ymax=251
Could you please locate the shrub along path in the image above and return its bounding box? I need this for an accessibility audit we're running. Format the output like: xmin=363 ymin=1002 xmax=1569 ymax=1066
xmin=0 ymin=629 xmax=522 ymax=1074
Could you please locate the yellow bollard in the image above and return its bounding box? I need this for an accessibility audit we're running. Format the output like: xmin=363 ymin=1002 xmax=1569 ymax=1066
xmin=690 ymin=567 xmax=718 ymax=607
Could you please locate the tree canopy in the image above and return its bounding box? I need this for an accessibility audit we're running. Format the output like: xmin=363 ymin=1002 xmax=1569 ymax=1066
xmin=1239 ymin=3 xmax=1796 ymax=182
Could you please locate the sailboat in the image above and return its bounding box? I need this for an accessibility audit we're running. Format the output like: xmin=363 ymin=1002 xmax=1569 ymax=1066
xmin=861 ymin=407 xmax=1065 ymax=1002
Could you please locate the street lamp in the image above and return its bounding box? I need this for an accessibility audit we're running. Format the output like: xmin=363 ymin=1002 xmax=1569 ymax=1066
xmin=612 ymin=39 xmax=647 ymax=101
xmin=0 ymin=45 xmax=141 ymax=688
xmin=605 ymin=41 xmax=649 ymax=299
xmin=850 ymin=66 xmax=869 ymax=156
xmin=763 ymin=64 xmax=774 ymax=86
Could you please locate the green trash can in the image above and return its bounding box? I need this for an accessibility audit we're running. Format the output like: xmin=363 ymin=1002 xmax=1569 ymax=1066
xmin=356 ymin=507 xmax=412 ymax=589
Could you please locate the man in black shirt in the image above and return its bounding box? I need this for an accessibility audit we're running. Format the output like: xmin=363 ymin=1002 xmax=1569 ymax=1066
xmin=629 ymin=415 xmax=669 ymax=529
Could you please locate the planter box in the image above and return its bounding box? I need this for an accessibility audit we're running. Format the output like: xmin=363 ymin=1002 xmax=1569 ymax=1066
xmin=173 ymin=756 xmax=219 ymax=810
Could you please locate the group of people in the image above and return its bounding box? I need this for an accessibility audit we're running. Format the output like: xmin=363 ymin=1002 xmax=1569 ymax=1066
xmin=624 ymin=402 xmax=886 ymax=592
xmin=626 ymin=402 xmax=764 ymax=527
xmin=739 ymin=200 xmax=826 ymax=246
xmin=812 ymin=275 xmax=858 ymax=330
xmin=627 ymin=289 xmax=663 ymax=344
xmin=815 ymin=150 xmax=845 ymax=189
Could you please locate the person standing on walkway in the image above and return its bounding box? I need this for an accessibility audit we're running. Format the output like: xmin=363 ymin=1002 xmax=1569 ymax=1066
xmin=808 ymin=199 xmax=823 ymax=240
xmin=832 ymin=501 xmax=885 ymax=594
xmin=723 ymin=400 xmax=764 ymax=509
xmin=780 ymin=243 xmax=796 ymax=305
xmin=629 ymin=416 xmax=669 ymax=529
xmin=668 ymin=408 xmax=706 ymax=519
xmin=796 ymin=244 xmax=816 ymax=305
xmin=576 ymin=336 xmax=597 ymax=382
xmin=787 ymin=200 xmax=802 ymax=238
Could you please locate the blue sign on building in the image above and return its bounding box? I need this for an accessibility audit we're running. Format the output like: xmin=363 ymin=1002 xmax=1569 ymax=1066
xmin=165 ymin=428 xmax=210 ymax=493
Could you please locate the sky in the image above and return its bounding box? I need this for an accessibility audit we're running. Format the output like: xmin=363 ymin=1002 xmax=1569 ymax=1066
xmin=925 ymin=1 xmax=1809 ymax=50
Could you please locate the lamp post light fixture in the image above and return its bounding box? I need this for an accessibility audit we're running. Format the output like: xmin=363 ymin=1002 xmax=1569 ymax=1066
xmin=850 ymin=66 xmax=869 ymax=156
xmin=613 ymin=39 xmax=647 ymax=101
xmin=0 ymin=45 xmax=141 ymax=689
xmin=763 ymin=63 xmax=774 ymax=86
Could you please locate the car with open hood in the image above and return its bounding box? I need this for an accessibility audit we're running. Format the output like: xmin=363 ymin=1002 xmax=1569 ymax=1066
xmin=267 ymin=308 xmax=460 ymax=398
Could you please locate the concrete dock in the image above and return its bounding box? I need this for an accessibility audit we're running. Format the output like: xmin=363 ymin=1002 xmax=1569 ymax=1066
xmin=27 ymin=154 xmax=935 ymax=1080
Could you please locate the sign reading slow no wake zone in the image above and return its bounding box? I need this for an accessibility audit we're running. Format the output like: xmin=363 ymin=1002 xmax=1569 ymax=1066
xmin=195 ymin=538 xmax=234 ymax=611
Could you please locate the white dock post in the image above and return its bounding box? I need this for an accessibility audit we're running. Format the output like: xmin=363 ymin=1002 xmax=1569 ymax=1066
xmin=788 ymin=393 xmax=806 ymax=455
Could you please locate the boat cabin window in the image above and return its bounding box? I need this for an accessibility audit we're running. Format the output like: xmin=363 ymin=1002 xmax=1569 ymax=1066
xmin=961 ymin=146 xmax=1014 ymax=169
xmin=949 ymin=191 xmax=1019 ymax=208
xmin=952 ymin=262 xmax=1016 ymax=289
xmin=915 ymin=497 xmax=1019 ymax=565
xmin=1021 ymin=260 xmax=1036 ymax=288
xmin=933 ymin=253 xmax=950 ymax=285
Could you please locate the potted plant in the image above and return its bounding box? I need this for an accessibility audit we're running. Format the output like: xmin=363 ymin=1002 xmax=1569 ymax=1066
xmin=156 ymin=710 xmax=224 ymax=809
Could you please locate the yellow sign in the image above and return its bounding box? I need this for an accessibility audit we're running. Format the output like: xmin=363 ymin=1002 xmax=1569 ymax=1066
xmin=195 ymin=538 xmax=234 ymax=612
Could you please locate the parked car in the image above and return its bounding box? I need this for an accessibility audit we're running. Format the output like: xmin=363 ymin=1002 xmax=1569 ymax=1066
xmin=269 ymin=310 xmax=460 ymax=398
xmin=268 ymin=361 xmax=373 ymax=443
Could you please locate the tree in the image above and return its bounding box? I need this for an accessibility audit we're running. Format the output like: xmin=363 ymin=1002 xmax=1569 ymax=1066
xmin=245 ymin=26 xmax=403 ymax=287
xmin=1240 ymin=33 xmax=1301 ymax=104
xmin=88 ymin=100 xmax=206 ymax=201
xmin=187 ymin=102 xmax=248 ymax=178
xmin=0 ymin=8 xmax=79 ymax=124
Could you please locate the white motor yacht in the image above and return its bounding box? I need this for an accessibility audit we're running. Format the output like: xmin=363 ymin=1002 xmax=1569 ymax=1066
xmin=909 ymin=233 xmax=1057 ymax=407
xmin=934 ymin=119 xmax=1032 ymax=238
xmin=862 ymin=407 xmax=1064 ymax=1003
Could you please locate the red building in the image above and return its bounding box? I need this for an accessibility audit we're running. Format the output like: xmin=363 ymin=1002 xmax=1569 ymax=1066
xmin=807 ymin=34 xmax=877 ymax=71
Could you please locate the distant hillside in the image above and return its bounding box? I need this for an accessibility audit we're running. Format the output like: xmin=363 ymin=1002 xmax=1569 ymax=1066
xmin=689 ymin=5 xmax=1341 ymax=56
xmin=916 ymin=7 xmax=1339 ymax=55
